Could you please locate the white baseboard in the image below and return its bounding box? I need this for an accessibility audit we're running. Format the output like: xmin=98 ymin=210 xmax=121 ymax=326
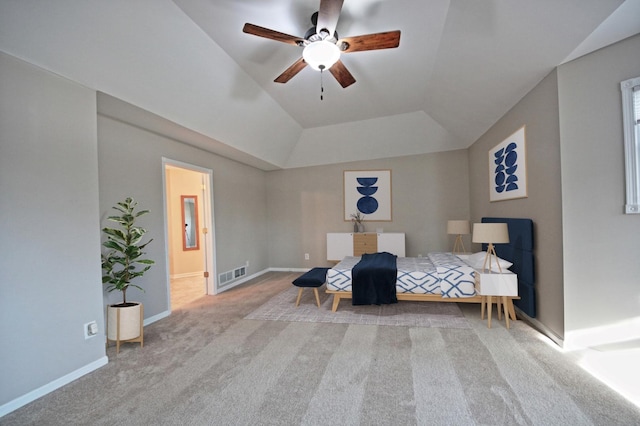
xmin=515 ymin=307 xmax=564 ymax=348
xmin=268 ymin=267 xmax=309 ymax=273
xmin=144 ymin=310 xmax=170 ymax=326
xmin=0 ymin=356 xmax=108 ymax=418
xmin=215 ymin=268 xmax=269 ymax=293
xmin=214 ymin=267 xmax=307 ymax=294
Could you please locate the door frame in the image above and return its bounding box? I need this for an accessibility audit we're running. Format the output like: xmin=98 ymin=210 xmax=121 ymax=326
xmin=162 ymin=158 xmax=218 ymax=310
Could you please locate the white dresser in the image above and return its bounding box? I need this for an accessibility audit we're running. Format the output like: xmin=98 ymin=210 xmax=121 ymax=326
xmin=326 ymin=232 xmax=405 ymax=261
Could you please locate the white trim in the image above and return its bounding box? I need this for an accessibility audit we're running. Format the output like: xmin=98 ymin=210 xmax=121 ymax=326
xmin=162 ymin=157 xmax=217 ymax=305
xmin=515 ymin=307 xmax=564 ymax=348
xmin=621 ymin=76 xmax=640 ymax=214
xmin=202 ymin=171 xmax=217 ymax=295
xmin=217 ymin=268 xmax=270 ymax=293
xmin=0 ymin=357 xmax=108 ymax=418
xmin=269 ymin=267 xmax=311 ymax=273
xmin=144 ymin=310 xmax=170 ymax=326
xmin=213 ymin=268 xmax=311 ymax=293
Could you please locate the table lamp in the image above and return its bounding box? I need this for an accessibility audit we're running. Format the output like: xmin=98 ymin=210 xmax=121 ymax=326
xmin=472 ymin=223 xmax=509 ymax=272
xmin=447 ymin=220 xmax=470 ymax=254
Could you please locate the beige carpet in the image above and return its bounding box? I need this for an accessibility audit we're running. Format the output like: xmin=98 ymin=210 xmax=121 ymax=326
xmin=3 ymin=272 xmax=639 ymax=425
xmin=246 ymin=285 xmax=471 ymax=329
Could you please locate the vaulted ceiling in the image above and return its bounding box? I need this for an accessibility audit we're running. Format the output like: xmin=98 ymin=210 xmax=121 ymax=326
xmin=1 ymin=1 xmax=639 ymax=170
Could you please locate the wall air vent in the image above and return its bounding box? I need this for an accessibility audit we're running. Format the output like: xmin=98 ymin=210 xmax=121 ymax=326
xmin=218 ymin=271 xmax=234 ymax=286
xmin=218 ymin=264 xmax=247 ymax=286
xmin=234 ymin=266 xmax=246 ymax=278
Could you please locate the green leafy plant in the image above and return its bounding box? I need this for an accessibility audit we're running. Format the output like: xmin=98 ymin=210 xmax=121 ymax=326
xmin=101 ymin=197 xmax=154 ymax=306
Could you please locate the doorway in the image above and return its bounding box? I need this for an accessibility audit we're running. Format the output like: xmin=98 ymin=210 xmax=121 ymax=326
xmin=163 ymin=159 xmax=216 ymax=310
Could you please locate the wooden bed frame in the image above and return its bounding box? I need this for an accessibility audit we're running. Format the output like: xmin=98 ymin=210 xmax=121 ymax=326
xmin=327 ymin=289 xmax=483 ymax=312
xmin=327 ymin=284 xmax=518 ymax=321
xmin=325 ymin=217 xmax=534 ymax=321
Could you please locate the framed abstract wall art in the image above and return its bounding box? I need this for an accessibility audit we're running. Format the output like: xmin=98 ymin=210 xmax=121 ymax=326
xmin=344 ymin=170 xmax=392 ymax=221
xmin=489 ymin=126 xmax=527 ymax=202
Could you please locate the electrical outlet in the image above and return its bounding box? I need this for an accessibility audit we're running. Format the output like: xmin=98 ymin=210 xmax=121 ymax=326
xmin=84 ymin=321 xmax=98 ymax=339
xmin=304 ymin=253 xmax=310 ymax=260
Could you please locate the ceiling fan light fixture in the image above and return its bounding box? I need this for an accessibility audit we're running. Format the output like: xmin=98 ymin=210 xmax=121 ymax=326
xmin=303 ymin=40 xmax=340 ymax=71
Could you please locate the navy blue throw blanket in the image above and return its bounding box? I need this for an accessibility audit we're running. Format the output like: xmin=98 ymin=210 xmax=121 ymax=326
xmin=352 ymin=252 xmax=398 ymax=305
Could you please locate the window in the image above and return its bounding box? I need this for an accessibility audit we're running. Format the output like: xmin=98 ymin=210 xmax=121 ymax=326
xmin=621 ymin=76 xmax=640 ymax=214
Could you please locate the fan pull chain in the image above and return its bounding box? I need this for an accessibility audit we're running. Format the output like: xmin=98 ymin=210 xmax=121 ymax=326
xmin=319 ymin=65 xmax=325 ymax=101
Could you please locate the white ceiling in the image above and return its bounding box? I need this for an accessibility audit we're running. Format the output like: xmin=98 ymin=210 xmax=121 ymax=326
xmin=1 ymin=0 xmax=639 ymax=170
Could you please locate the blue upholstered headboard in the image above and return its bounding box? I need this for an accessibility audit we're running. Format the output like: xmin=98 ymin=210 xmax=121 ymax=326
xmin=481 ymin=217 xmax=535 ymax=318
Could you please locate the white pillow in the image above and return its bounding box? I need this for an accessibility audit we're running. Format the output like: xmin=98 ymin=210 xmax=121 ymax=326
xmin=466 ymin=251 xmax=512 ymax=270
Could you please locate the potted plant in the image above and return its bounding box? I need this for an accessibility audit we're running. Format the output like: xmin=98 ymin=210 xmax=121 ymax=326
xmin=101 ymin=197 xmax=154 ymax=353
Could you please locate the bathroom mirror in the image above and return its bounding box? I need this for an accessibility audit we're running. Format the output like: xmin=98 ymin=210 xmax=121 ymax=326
xmin=181 ymin=195 xmax=199 ymax=251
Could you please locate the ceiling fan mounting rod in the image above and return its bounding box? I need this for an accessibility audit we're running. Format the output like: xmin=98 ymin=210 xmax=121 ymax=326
xmin=304 ymin=25 xmax=337 ymax=44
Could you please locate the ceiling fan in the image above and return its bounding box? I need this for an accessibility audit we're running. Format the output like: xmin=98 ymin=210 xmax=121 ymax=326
xmin=242 ymin=0 xmax=400 ymax=88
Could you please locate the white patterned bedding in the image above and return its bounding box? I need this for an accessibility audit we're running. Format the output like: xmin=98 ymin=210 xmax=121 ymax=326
xmin=326 ymin=252 xmax=476 ymax=298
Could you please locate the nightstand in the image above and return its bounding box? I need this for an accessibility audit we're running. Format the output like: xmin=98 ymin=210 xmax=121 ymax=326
xmin=475 ymin=270 xmax=518 ymax=329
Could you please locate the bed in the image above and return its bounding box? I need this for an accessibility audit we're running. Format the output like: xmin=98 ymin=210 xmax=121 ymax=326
xmin=325 ymin=217 xmax=535 ymax=316
xmin=326 ymin=252 xmax=481 ymax=312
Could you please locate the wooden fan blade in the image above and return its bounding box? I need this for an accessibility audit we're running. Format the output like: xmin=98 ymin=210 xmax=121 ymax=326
xmin=243 ymin=23 xmax=304 ymax=46
xmin=339 ymin=30 xmax=401 ymax=53
xmin=317 ymin=0 xmax=344 ymax=37
xmin=274 ymin=58 xmax=308 ymax=83
xmin=328 ymin=59 xmax=356 ymax=88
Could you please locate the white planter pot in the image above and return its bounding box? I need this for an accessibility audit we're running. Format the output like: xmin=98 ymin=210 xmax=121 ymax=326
xmin=106 ymin=302 xmax=143 ymax=353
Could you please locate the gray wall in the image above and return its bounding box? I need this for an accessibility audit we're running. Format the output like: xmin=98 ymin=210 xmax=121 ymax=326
xmin=266 ymin=150 xmax=470 ymax=267
xmin=0 ymin=53 xmax=272 ymax=411
xmin=468 ymin=70 xmax=565 ymax=340
xmin=97 ymin=115 xmax=271 ymax=316
xmin=557 ymin=34 xmax=640 ymax=349
xmin=0 ymin=52 xmax=107 ymax=408
xmin=467 ymin=34 xmax=640 ymax=347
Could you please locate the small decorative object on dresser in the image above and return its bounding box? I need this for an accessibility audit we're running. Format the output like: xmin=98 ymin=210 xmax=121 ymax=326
xmin=350 ymin=211 xmax=364 ymax=233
